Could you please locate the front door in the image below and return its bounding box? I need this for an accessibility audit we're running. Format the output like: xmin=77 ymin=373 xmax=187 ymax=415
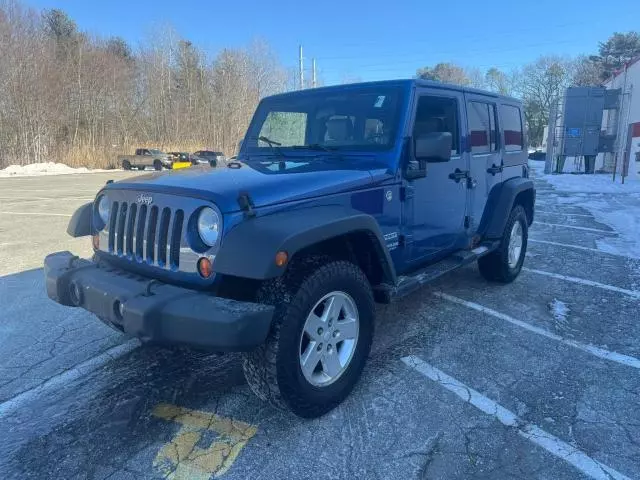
xmin=405 ymin=89 xmax=469 ymax=266
xmin=464 ymin=95 xmax=502 ymax=229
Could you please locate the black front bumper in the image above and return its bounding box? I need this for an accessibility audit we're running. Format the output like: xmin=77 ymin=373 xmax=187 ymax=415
xmin=44 ymin=252 xmax=274 ymax=351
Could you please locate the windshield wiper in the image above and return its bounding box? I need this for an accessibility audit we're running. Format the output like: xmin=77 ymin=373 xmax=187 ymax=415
xmin=258 ymin=136 xmax=281 ymax=147
xmin=249 ymin=135 xmax=287 ymax=157
xmin=291 ymin=144 xmax=335 ymax=153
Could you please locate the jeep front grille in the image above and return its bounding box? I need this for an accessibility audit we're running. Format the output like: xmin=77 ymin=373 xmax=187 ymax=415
xmin=107 ymin=200 xmax=184 ymax=269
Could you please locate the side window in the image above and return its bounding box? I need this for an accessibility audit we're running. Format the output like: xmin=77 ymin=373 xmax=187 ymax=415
xmin=467 ymin=102 xmax=490 ymax=154
xmin=501 ymin=105 xmax=523 ymax=152
xmin=413 ymin=95 xmax=460 ymax=155
xmin=259 ymin=111 xmax=307 ymax=147
xmin=489 ymin=104 xmax=498 ymax=151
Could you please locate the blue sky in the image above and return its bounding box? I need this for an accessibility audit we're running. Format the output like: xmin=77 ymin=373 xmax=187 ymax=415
xmin=26 ymin=0 xmax=640 ymax=85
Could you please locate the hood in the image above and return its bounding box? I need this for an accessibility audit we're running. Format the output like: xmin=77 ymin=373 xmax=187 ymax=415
xmin=106 ymin=157 xmax=382 ymax=213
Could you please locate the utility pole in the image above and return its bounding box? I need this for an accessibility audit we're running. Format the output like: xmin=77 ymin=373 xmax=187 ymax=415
xmin=545 ymin=99 xmax=558 ymax=174
xmin=312 ymin=58 xmax=317 ymax=88
xmin=298 ymin=45 xmax=304 ymax=90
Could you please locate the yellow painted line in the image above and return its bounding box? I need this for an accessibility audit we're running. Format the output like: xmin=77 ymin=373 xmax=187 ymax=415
xmin=152 ymin=403 xmax=258 ymax=480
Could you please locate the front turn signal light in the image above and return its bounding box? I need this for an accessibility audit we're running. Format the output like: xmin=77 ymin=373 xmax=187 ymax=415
xmin=198 ymin=257 xmax=213 ymax=278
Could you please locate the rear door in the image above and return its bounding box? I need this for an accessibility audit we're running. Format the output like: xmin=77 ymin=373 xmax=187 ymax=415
xmin=464 ymin=95 xmax=502 ymax=230
xmin=499 ymin=102 xmax=527 ymax=179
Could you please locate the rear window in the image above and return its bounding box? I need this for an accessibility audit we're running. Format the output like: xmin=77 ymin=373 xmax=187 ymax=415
xmin=501 ymin=105 xmax=523 ymax=152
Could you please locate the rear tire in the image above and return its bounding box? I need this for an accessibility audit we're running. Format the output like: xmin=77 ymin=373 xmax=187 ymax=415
xmin=478 ymin=205 xmax=528 ymax=283
xmin=242 ymin=259 xmax=374 ymax=418
xmin=122 ymin=160 xmax=131 ymax=170
xmin=153 ymin=160 xmax=162 ymax=171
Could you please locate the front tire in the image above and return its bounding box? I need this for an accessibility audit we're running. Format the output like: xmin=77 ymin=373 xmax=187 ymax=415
xmin=242 ymin=260 xmax=374 ymax=418
xmin=153 ymin=159 xmax=162 ymax=171
xmin=478 ymin=205 xmax=528 ymax=283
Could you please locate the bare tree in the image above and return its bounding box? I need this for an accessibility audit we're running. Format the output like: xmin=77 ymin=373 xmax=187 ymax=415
xmin=571 ymin=56 xmax=603 ymax=86
xmin=0 ymin=1 xmax=292 ymax=169
xmin=513 ymin=56 xmax=574 ymax=147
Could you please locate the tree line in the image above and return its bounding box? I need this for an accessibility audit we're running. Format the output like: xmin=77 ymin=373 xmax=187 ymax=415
xmin=416 ymin=32 xmax=640 ymax=146
xmin=0 ymin=1 xmax=290 ymax=168
xmin=1 ymin=0 xmax=639 ymax=168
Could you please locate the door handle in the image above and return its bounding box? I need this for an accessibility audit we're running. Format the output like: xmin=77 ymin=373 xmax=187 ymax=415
xmin=448 ymin=168 xmax=469 ymax=183
xmin=487 ymin=164 xmax=503 ymax=176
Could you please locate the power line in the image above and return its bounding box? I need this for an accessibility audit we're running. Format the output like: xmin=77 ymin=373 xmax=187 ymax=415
xmin=313 ymin=38 xmax=587 ymax=63
xmin=304 ymin=20 xmax=592 ymax=53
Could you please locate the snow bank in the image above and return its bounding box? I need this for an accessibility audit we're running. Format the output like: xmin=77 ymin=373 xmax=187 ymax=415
xmin=544 ymin=174 xmax=640 ymax=194
xmin=530 ymin=160 xmax=640 ymax=259
xmin=0 ymin=162 xmax=113 ymax=178
xmin=576 ymin=196 xmax=640 ymax=259
xmin=528 ymin=160 xmax=640 ymax=193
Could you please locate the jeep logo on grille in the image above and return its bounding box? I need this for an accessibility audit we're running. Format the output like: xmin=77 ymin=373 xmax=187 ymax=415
xmin=136 ymin=194 xmax=153 ymax=205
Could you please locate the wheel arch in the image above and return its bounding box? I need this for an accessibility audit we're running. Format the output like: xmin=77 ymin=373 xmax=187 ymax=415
xmin=213 ymin=206 xmax=397 ymax=287
xmin=478 ymin=177 xmax=535 ymax=239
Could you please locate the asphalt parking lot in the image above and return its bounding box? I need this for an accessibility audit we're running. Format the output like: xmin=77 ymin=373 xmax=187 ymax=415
xmin=1 ymin=169 xmax=639 ymax=480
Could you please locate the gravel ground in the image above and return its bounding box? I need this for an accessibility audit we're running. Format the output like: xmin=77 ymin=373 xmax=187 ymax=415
xmin=1 ymin=169 xmax=639 ymax=480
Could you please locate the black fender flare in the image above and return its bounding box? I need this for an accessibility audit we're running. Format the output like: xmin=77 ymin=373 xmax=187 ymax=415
xmin=213 ymin=206 xmax=397 ymax=282
xmin=66 ymin=202 xmax=96 ymax=237
xmin=479 ymin=177 xmax=535 ymax=239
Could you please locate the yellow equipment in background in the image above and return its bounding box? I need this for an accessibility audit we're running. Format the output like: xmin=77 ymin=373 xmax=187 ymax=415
xmin=172 ymin=161 xmax=192 ymax=170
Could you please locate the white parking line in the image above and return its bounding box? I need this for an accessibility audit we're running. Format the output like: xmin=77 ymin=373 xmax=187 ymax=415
xmin=0 ymin=339 xmax=139 ymax=417
xmin=523 ymin=268 xmax=640 ymax=299
xmin=434 ymin=292 xmax=640 ymax=369
xmin=536 ymin=210 xmax=593 ymax=218
xmin=536 ymin=222 xmax=615 ymax=234
xmin=528 ymin=239 xmax=630 ymax=257
xmin=0 ymin=211 xmax=72 ymax=217
xmin=0 ymin=197 xmax=93 ymax=204
xmin=401 ymin=356 xmax=632 ymax=480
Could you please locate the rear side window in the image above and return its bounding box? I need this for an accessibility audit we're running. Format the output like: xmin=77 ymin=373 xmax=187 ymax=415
xmin=467 ymin=102 xmax=491 ymax=154
xmin=489 ymin=105 xmax=497 ymax=151
xmin=501 ymin=105 xmax=523 ymax=152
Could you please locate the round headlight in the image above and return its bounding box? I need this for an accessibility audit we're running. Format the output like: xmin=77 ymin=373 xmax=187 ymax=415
xmin=197 ymin=207 xmax=221 ymax=247
xmin=98 ymin=196 xmax=110 ymax=224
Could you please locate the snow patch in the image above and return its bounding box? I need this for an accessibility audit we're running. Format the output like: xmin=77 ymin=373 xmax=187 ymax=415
xmin=548 ymin=299 xmax=570 ymax=324
xmin=0 ymin=162 xmax=113 ymax=178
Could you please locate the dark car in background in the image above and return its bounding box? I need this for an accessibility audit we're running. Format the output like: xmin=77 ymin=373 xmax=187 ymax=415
xmin=191 ymin=150 xmax=225 ymax=167
xmin=528 ymin=150 xmax=546 ymax=161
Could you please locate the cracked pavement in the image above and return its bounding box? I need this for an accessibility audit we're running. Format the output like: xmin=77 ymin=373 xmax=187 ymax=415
xmin=1 ymin=167 xmax=639 ymax=479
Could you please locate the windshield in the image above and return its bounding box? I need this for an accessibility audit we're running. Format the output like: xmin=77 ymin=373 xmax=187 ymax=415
xmin=149 ymin=149 xmax=162 ymax=155
xmin=244 ymin=86 xmax=404 ymax=154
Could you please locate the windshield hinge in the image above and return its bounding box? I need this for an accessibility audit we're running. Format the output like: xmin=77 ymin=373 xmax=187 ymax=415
xmin=400 ymin=185 xmax=414 ymax=201
xmin=237 ymin=192 xmax=255 ymax=218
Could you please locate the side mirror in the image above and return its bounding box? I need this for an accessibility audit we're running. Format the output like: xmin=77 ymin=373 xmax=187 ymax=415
xmin=415 ymin=132 xmax=452 ymax=163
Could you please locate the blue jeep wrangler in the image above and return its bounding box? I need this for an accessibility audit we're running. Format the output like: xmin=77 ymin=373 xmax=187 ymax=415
xmin=44 ymin=79 xmax=534 ymax=418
